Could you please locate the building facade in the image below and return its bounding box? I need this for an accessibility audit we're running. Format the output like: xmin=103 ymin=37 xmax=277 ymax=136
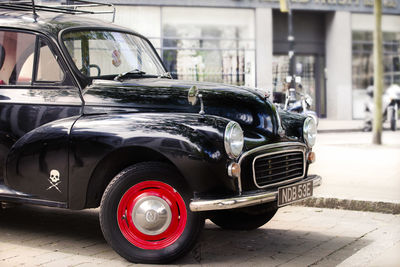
xmin=82 ymin=0 xmax=400 ymax=119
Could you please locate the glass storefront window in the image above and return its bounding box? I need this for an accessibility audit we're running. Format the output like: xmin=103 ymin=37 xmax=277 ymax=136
xmin=78 ymin=6 xmax=256 ymax=87
xmin=160 ymin=8 xmax=256 ymax=87
xmin=352 ymin=31 xmax=400 ymax=118
xmin=272 ymin=55 xmax=290 ymax=93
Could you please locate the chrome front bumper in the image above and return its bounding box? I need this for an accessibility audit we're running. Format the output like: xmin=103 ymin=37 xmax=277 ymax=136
xmin=189 ymin=175 xmax=322 ymax=212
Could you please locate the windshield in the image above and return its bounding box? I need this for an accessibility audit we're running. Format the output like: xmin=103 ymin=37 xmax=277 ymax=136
xmin=62 ymin=30 xmax=165 ymax=78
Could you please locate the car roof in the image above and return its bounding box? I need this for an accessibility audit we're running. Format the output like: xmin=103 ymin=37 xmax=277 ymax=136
xmin=0 ymin=9 xmax=140 ymax=38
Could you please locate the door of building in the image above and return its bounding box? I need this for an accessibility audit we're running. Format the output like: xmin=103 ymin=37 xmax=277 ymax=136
xmin=272 ymin=10 xmax=328 ymax=118
xmin=272 ymin=54 xmax=326 ymax=117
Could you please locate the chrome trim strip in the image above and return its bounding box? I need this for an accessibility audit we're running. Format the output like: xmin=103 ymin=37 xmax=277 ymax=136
xmin=0 ymin=101 xmax=82 ymax=106
xmin=190 ymin=175 xmax=321 ymax=212
xmin=237 ymin=142 xmax=307 ymax=194
xmin=252 ymin=148 xmax=306 ymax=189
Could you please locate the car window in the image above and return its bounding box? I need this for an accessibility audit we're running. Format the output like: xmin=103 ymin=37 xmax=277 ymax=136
xmin=0 ymin=31 xmax=69 ymax=86
xmin=0 ymin=31 xmax=36 ymax=85
xmin=63 ymin=30 xmax=165 ymax=78
xmin=36 ymin=39 xmax=65 ymax=82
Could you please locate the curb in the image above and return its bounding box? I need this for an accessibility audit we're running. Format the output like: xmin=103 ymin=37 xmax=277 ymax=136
xmin=317 ymin=126 xmax=399 ymax=134
xmin=294 ymin=197 xmax=400 ymax=214
xmin=317 ymin=129 xmax=363 ymax=134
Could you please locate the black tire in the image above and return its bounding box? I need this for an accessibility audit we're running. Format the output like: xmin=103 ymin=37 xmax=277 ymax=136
xmin=388 ymin=104 xmax=397 ymax=131
xmin=391 ymin=117 xmax=396 ymax=131
xmin=363 ymin=121 xmax=372 ymax=132
xmin=209 ymin=204 xmax=278 ymax=231
xmin=99 ymin=162 xmax=204 ymax=264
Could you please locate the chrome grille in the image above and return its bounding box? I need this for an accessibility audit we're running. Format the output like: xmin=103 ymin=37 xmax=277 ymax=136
xmin=253 ymin=151 xmax=305 ymax=188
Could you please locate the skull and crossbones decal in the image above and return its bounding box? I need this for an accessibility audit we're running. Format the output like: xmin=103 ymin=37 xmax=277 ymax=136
xmin=47 ymin=169 xmax=61 ymax=193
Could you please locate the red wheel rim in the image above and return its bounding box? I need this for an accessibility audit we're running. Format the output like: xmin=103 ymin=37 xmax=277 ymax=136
xmin=117 ymin=181 xmax=187 ymax=250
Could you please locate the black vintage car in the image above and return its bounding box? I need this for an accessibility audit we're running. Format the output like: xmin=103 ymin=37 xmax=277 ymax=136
xmin=0 ymin=2 xmax=321 ymax=264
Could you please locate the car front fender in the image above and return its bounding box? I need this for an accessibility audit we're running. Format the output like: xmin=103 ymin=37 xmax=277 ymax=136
xmin=69 ymin=113 xmax=235 ymax=209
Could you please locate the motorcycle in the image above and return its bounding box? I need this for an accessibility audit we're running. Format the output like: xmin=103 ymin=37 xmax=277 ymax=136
xmin=284 ymin=87 xmax=319 ymax=126
xmin=363 ymin=84 xmax=400 ymax=131
xmin=273 ymin=76 xmax=319 ymax=125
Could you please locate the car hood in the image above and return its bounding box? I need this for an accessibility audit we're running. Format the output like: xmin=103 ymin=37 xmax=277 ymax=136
xmin=82 ymin=78 xmax=280 ymax=139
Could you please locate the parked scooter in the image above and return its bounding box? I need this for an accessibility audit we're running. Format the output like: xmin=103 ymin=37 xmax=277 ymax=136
xmin=283 ymin=77 xmax=319 ymax=125
xmin=363 ymin=84 xmax=400 ymax=131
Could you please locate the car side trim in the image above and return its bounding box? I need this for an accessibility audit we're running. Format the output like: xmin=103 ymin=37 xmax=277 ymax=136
xmin=0 ymin=194 xmax=67 ymax=208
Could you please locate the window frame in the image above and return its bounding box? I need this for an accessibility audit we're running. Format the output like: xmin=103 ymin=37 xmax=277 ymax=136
xmin=34 ymin=36 xmax=68 ymax=85
xmin=352 ymin=30 xmax=400 ymax=89
xmin=0 ymin=28 xmax=75 ymax=88
xmin=59 ymin=26 xmax=168 ymax=85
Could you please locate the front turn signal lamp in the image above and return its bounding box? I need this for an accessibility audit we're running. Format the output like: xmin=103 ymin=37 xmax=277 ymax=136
xmin=228 ymin=162 xmax=241 ymax=178
xmin=307 ymin=151 xmax=316 ymax=164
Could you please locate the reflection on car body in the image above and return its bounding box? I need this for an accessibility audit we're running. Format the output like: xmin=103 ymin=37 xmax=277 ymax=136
xmin=0 ymin=2 xmax=321 ymax=264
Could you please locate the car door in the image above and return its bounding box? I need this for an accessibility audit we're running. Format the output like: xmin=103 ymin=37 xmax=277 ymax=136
xmin=0 ymin=29 xmax=82 ymax=203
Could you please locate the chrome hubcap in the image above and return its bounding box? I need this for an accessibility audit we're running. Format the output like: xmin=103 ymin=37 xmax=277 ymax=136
xmin=132 ymin=196 xmax=172 ymax=236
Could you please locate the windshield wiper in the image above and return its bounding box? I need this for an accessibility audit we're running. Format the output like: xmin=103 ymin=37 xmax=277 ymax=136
xmin=114 ymin=69 xmax=146 ymax=81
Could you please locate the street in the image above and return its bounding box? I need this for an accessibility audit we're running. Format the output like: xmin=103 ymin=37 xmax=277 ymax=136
xmin=0 ymin=205 xmax=399 ymax=266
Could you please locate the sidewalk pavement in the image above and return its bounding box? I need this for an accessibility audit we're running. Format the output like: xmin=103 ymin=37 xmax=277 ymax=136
xmin=298 ymin=130 xmax=400 ymax=214
xmin=317 ymin=119 xmax=399 ymax=133
xmin=317 ymin=119 xmax=365 ymax=133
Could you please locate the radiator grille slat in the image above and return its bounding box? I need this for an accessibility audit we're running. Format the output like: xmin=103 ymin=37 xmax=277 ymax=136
xmin=256 ymin=152 xmax=301 ymax=161
xmin=253 ymin=151 xmax=304 ymax=187
xmin=255 ymin=161 xmax=303 ymax=172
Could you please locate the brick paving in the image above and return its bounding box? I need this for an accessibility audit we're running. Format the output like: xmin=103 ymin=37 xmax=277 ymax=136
xmin=0 ymin=205 xmax=399 ymax=266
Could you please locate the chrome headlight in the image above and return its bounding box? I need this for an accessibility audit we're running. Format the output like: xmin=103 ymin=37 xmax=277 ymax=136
xmin=224 ymin=121 xmax=244 ymax=159
xmin=303 ymin=117 xmax=317 ymax=147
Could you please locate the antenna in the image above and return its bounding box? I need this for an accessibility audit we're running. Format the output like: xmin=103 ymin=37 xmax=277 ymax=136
xmin=31 ymin=0 xmax=38 ymax=20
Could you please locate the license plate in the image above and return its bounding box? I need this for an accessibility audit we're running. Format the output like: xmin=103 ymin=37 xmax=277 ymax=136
xmin=278 ymin=180 xmax=313 ymax=207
